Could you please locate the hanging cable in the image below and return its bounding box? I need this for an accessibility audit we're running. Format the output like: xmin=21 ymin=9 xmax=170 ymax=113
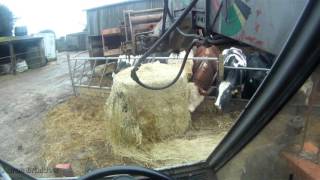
xmin=164 ymin=0 xmax=203 ymax=39
xmin=131 ymin=0 xmax=227 ymax=90
xmin=132 ymin=39 xmax=200 ymax=90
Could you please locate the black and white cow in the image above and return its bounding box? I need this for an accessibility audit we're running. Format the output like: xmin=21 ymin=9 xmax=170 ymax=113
xmin=242 ymin=52 xmax=273 ymax=99
xmin=214 ymin=47 xmax=247 ymax=109
xmin=214 ymin=47 xmax=273 ymax=110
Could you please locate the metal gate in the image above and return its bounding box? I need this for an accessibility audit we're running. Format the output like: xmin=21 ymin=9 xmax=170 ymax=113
xmin=67 ymin=54 xmax=270 ymax=96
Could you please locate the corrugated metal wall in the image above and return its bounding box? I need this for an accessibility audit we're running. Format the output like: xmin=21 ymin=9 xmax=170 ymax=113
xmin=66 ymin=33 xmax=88 ymax=51
xmin=86 ymin=0 xmax=163 ymax=36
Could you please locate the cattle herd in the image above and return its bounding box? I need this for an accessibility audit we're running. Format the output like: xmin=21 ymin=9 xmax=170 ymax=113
xmin=113 ymin=45 xmax=274 ymax=112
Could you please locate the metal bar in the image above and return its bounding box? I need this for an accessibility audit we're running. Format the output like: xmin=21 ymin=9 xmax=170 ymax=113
xmin=72 ymin=58 xmax=78 ymax=78
xmin=123 ymin=11 xmax=128 ymax=42
xmin=72 ymin=50 xmax=89 ymax=58
xmin=78 ymin=59 xmax=87 ymax=86
xmin=99 ymin=60 xmax=108 ymax=87
xmin=71 ymin=57 xmax=219 ymax=61
xmin=128 ymin=11 xmax=135 ymax=54
xmin=71 ymin=57 xmax=270 ymax=71
xmin=74 ymin=84 xmax=111 ymax=90
xmin=73 ymin=62 xmax=86 ymax=71
xmin=135 ymin=31 xmax=154 ymax=36
xmin=87 ymin=59 xmax=97 ymax=86
xmin=130 ymin=13 xmax=162 ymax=25
xmin=67 ymin=54 xmax=77 ymax=96
xmin=224 ymin=66 xmax=270 ymax=71
xmin=9 ymin=43 xmax=16 ymax=74
xmin=128 ymin=8 xmax=163 ymax=15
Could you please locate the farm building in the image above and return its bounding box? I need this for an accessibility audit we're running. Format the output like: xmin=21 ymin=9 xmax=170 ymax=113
xmin=86 ymin=0 xmax=163 ymax=57
xmin=66 ymin=32 xmax=88 ymax=51
xmin=0 ymin=36 xmax=46 ymax=74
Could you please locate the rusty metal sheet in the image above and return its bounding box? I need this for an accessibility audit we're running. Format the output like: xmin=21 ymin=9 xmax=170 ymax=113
xmin=283 ymin=152 xmax=320 ymax=180
xmin=130 ymin=13 xmax=162 ymax=24
xmin=101 ymin=28 xmax=121 ymax=36
xmin=86 ymin=0 xmax=163 ymax=36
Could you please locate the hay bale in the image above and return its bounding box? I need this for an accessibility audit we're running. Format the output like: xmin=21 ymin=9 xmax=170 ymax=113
xmin=105 ymin=62 xmax=191 ymax=147
xmin=168 ymin=50 xmax=194 ymax=81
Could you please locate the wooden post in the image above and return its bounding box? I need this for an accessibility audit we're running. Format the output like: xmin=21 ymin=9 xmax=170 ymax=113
xmin=218 ymin=54 xmax=224 ymax=81
xmin=9 ymin=43 xmax=16 ymax=74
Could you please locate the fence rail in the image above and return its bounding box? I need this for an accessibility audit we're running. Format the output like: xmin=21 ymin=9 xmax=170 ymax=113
xmin=67 ymin=55 xmax=271 ymax=96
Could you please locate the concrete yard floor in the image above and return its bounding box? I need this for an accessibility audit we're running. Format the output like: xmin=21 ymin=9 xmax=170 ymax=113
xmin=0 ymin=52 xmax=82 ymax=173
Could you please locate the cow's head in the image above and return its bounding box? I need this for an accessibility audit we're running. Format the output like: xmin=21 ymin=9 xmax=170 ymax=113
xmin=222 ymin=47 xmax=247 ymax=67
xmin=214 ymin=81 xmax=235 ymax=110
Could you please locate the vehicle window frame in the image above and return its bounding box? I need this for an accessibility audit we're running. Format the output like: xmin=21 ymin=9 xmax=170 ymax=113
xmin=207 ymin=0 xmax=320 ymax=172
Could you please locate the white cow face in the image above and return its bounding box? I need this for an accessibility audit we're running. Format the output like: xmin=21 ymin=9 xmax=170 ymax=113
xmin=223 ymin=47 xmax=247 ymax=67
xmin=215 ymin=81 xmax=232 ymax=110
xmin=188 ymin=83 xmax=205 ymax=112
xmin=231 ymin=56 xmax=247 ymax=67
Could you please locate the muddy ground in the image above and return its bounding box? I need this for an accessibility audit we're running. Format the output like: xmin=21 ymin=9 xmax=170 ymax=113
xmin=0 ymin=52 xmax=80 ymax=174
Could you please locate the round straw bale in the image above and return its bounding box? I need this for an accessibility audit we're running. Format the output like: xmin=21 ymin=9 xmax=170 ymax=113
xmin=105 ymin=62 xmax=191 ymax=147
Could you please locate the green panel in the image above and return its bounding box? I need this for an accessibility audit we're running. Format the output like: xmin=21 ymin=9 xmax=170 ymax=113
xmin=220 ymin=4 xmax=242 ymax=36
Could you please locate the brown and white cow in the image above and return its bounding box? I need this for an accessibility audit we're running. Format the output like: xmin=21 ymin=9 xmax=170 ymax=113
xmin=188 ymin=45 xmax=221 ymax=112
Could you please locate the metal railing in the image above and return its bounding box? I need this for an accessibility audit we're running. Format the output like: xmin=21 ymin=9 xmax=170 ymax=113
xmin=67 ymin=55 xmax=271 ymax=96
xmin=70 ymin=56 xmax=270 ymax=71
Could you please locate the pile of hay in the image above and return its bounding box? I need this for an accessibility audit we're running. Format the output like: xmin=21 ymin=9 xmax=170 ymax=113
xmin=105 ymin=62 xmax=191 ymax=147
xmin=42 ymin=60 xmax=239 ymax=175
xmin=42 ymin=94 xmax=236 ymax=175
xmin=42 ymin=96 xmax=118 ymax=175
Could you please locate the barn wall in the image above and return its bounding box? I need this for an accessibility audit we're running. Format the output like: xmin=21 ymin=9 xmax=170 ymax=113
xmin=66 ymin=32 xmax=88 ymax=51
xmin=86 ymin=0 xmax=163 ymax=36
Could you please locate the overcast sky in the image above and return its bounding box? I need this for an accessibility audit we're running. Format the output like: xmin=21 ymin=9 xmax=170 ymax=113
xmin=1 ymin=0 xmax=125 ymax=37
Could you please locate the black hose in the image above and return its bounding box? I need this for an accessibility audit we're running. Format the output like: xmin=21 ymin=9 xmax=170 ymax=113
xmin=176 ymin=26 xmax=203 ymax=39
xmin=164 ymin=0 xmax=202 ymax=39
xmin=164 ymin=0 xmax=224 ymax=41
xmin=132 ymin=39 xmax=199 ymax=90
xmin=131 ymin=0 xmax=199 ymax=90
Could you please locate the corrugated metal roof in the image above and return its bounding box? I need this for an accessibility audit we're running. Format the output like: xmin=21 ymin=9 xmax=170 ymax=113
xmin=86 ymin=0 xmax=163 ymax=36
xmin=86 ymin=0 xmax=143 ymax=11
